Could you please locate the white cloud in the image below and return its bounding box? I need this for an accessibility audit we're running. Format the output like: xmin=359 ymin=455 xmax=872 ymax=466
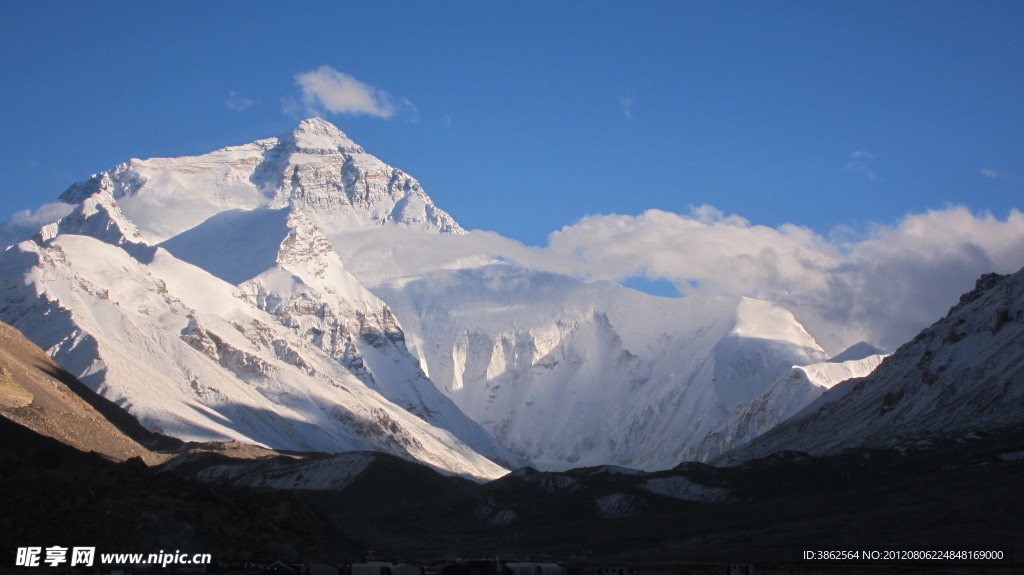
xmin=7 ymin=201 xmax=74 ymax=227
xmin=224 ymin=91 xmax=255 ymax=112
xmin=979 ymin=167 xmax=1020 ymax=181
xmin=334 ymin=203 xmax=1024 ymax=356
xmin=515 ymin=206 xmax=1024 ymax=353
xmin=542 ymin=207 xmax=840 ymax=299
xmin=846 ymin=150 xmax=878 ymax=181
xmin=821 ymin=208 xmax=1023 ymax=347
xmin=295 ymin=66 xmax=397 ymax=118
xmin=1 ymin=201 xmax=75 ymax=248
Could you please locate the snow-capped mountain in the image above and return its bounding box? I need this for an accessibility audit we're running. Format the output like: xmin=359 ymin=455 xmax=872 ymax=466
xmin=717 ymin=268 xmax=1024 ymax=464
xmin=0 ymin=119 xmax=514 ymax=479
xmin=1 ymin=118 xmax=866 ymax=474
xmin=349 ymin=263 xmax=830 ymax=470
xmin=57 ymin=118 xmax=462 ymax=245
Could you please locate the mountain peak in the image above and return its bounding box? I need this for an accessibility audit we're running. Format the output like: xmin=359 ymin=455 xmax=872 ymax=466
xmin=295 ymin=116 xmax=345 ymax=136
xmin=827 ymin=341 xmax=885 ymax=363
xmin=287 ymin=117 xmax=361 ymax=153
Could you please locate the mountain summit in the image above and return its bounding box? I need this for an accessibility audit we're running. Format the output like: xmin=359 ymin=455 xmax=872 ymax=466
xmin=53 ymin=118 xmax=462 ymax=246
xmin=287 ymin=117 xmax=364 ymax=151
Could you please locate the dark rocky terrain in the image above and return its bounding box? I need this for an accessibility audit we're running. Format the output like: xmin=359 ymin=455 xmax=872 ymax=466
xmin=292 ymin=428 xmax=1024 ymax=566
xmin=3 ymin=408 xmax=1021 ymax=572
xmin=0 ymin=417 xmax=353 ymax=566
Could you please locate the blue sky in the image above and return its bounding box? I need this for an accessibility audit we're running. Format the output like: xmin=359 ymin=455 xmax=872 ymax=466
xmin=2 ymin=0 xmax=1022 ymax=248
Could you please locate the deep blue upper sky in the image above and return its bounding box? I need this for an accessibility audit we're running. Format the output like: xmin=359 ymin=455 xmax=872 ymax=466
xmin=3 ymin=1 xmax=1022 ymax=246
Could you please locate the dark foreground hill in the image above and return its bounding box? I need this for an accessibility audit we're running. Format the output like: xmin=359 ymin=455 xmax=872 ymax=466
xmin=3 ymin=408 xmax=1022 ymax=571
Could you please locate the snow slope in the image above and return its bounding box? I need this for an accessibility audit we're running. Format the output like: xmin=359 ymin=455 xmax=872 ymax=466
xmin=0 ymin=233 xmax=510 ymax=479
xmin=692 ymin=343 xmax=887 ymax=461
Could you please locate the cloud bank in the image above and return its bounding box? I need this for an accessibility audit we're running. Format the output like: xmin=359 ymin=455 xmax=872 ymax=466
xmin=337 ymin=205 xmax=1024 ymax=355
xmin=539 ymin=206 xmax=1024 ymax=352
xmin=295 ymin=66 xmax=397 ymax=118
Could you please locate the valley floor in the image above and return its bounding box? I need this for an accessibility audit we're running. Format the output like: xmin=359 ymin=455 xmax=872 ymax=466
xmin=2 ymin=415 xmax=1021 ymax=573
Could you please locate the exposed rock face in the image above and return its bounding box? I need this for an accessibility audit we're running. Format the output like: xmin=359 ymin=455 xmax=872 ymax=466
xmin=0 ymin=319 xmax=176 ymax=463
